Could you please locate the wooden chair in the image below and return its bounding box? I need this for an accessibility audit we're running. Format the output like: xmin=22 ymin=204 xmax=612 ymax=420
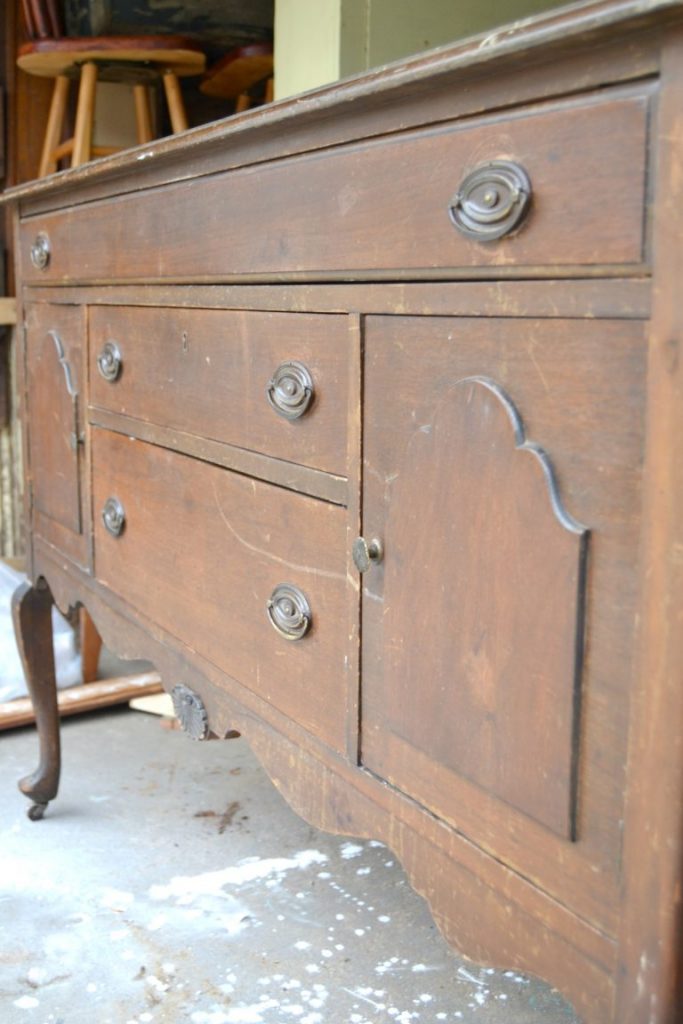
xmin=200 ymin=43 xmax=273 ymax=114
xmin=18 ymin=0 xmax=205 ymax=177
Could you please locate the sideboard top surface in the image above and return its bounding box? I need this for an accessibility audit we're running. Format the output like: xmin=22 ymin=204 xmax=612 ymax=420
xmin=3 ymin=0 xmax=682 ymax=217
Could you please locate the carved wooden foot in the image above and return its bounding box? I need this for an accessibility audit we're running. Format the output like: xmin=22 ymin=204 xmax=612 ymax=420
xmin=12 ymin=580 xmax=61 ymax=820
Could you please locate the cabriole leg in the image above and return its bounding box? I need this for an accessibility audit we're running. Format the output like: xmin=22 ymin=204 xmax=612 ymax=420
xmin=12 ymin=580 xmax=61 ymax=820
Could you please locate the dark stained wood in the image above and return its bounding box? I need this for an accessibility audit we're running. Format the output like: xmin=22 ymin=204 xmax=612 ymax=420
xmin=19 ymin=88 xmax=650 ymax=284
xmin=24 ymin=302 xmax=89 ymax=567
xmin=362 ymin=374 xmax=588 ymax=839
xmin=11 ymin=578 xmax=60 ymax=818
xmin=2 ymin=4 xmax=667 ymax=218
xmin=343 ymin=315 xmax=362 ymax=762
xmin=5 ymin=4 xmax=683 ymax=1022
xmin=360 ymin=314 xmax=646 ymax=932
xmin=88 ymin=407 xmax=348 ymax=506
xmin=91 ymin=428 xmax=353 ymax=754
xmin=24 ymin=278 xmax=654 ymax=319
xmin=31 ymin=538 xmax=618 ymax=1024
xmin=615 ymin=26 xmax=683 ymax=1024
xmin=26 ymin=0 xmax=48 ymax=40
xmin=88 ymin=306 xmax=351 ymax=477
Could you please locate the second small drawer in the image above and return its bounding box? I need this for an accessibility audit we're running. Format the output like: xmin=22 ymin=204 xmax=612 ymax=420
xmin=89 ymin=306 xmax=351 ymax=477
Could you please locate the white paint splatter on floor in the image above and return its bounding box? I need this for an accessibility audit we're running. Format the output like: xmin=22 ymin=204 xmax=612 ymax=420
xmin=150 ymin=850 xmax=328 ymax=903
xmin=1 ymin=720 xmax=581 ymax=1024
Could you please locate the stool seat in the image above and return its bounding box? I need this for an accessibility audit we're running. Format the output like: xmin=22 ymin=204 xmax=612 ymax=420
xmin=18 ymin=31 xmax=206 ymax=178
xmin=200 ymin=43 xmax=273 ymax=100
xmin=18 ymin=35 xmax=205 ymax=78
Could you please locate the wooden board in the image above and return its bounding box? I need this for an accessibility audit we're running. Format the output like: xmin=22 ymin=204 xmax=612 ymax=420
xmin=0 ymin=671 xmax=162 ymax=730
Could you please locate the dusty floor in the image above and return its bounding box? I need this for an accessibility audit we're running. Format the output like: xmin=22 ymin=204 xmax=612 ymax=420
xmin=0 ymin=706 xmax=581 ymax=1024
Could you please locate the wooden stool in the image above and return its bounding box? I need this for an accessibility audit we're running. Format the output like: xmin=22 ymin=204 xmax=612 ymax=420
xmin=18 ymin=36 xmax=205 ymax=176
xmin=200 ymin=43 xmax=273 ymax=114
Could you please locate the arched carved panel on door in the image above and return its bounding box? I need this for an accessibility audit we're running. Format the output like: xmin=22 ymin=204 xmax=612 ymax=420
xmin=362 ymin=375 xmax=588 ymax=840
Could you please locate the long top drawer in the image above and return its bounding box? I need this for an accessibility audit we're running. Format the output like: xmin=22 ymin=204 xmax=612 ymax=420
xmin=20 ymin=91 xmax=649 ymax=284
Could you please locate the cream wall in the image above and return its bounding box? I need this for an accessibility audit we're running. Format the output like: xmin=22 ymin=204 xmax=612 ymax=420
xmin=274 ymin=0 xmax=344 ymax=99
xmin=275 ymin=0 xmax=569 ymax=98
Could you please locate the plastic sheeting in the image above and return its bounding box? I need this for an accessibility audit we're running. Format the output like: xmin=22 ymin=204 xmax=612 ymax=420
xmin=0 ymin=562 xmax=81 ymax=703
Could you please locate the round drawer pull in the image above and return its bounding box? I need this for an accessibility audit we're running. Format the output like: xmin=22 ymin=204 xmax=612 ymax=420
xmin=267 ymin=361 xmax=314 ymax=420
xmin=448 ymin=160 xmax=531 ymax=241
xmin=97 ymin=340 xmax=122 ymax=382
xmin=30 ymin=233 xmax=51 ymax=271
xmin=352 ymin=536 xmax=384 ymax=573
xmin=102 ymin=497 xmax=125 ymax=537
xmin=267 ymin=583 xmax=311 ymax=641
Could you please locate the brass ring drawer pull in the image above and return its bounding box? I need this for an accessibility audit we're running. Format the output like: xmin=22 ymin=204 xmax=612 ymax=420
xmin=267 ymin=583 xmax=311 ymax=640
xmin=97 ymin=340 xmax=122 ymax=381
xmin=102 ymin=497 xmax=125 ymax=537
xmin=448 ymin=160 xmax=531 ymax=241
xmin=30 ymin=233 xmax=51 ymax=270
xmin=267 ymin=361 xmax=314 ymax=420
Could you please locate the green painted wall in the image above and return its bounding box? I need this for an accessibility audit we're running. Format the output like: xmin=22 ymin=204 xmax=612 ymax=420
xmin=274 ymin=0 xmax=342 ymax=99
xmin=275 ymin=0 xmax=570 ymax=98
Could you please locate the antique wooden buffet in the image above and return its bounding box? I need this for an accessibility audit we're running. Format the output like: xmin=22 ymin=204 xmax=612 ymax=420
xmin=4 ymin=1 xmax=683 ymax=1021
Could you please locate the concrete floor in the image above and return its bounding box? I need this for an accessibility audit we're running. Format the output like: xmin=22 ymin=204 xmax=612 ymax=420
xmin=0 ymin=706 xmax=581 ymax=1024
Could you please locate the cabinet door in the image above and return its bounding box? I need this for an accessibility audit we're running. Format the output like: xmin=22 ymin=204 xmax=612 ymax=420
xmin=360 ymin=315 xmax=646 ymax=932
xmin=25 ymin=303 xmax=89 ymax=568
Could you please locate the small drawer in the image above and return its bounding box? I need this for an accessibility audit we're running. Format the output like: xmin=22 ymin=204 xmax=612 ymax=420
xmin=92 ymin=428 xmax=351 ymax=752
xmin=21 ymin=90 xmax=649 ymax=282
xmin=89 ymin=307 xmax=350 ymax=477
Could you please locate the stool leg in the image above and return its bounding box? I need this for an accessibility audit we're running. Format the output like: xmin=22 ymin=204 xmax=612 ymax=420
xmin=72 ymin=61 xmax=98 ymax=167
xmin=162 ymin=71 xmax=188 ymax=133
xmin=265 ymin=77 xmax=274 ymax=104
xmin=80 ymin=607 xmax=103 ymax=684
xmin=235 ymin=93 xmax=251 ymax=114
xmin=39 ymin=75 xmax=70 ymax=178
xmin=133 ymin=84 xmax=154 ymax=144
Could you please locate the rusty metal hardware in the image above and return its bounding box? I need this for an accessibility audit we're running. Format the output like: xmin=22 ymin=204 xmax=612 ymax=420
xmin=267 ymin=361 xmax=314 ymax=420
xmin=102 ymin=497 xmax=125 ymax=537
xmin=352 ymin=536 xmax=384 ymax=573
xmin=267 ymin=583 xmax=311 ymax=640
xmin=448 ymin=160 xmax=531 ymax=241
xmin=97 ymin=340 xmax=122 ymax=382
xmin=30 ymin=233 xmax=51 ymax=270
xmin=171 ymin=684 xmax=209 ymax=740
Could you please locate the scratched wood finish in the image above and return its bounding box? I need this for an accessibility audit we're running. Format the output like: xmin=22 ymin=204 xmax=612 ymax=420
xmin=88 ymin=306 xmax=351 ymax=477
xmin=29 ymin=541 xmax=616 ymax=1022
xmin=20 ymin=91 xmax=649 ymax=284
xmin=363 ymin=375 xmax=588 ymax=839
xmin=24 ymin=303 xmax=89 ymax=568
xmin=6 ymin=3 xmax=683 ymax=1022
xmin=5 ymin=14 xmax=663 ymax=219
xmin=26 ymin=279 xmax=654 ymax=320
xmin=616 ymin=28 xmax=683 ymax=1022
xmin=91 ymin=428 xmax=351 ymax=754
xmin=361 ymin=315 xmax=646 ymax=934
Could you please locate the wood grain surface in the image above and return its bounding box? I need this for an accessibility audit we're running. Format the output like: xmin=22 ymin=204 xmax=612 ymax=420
xmin=20 ymin=90 xmax=649 ymax=284
xmin=7 ymin=3 xmax=683 ymax=1020
xmin=88 ymin=306 xmax=351 ymax=477
xmin=91 ymin=429 xmax=353 ymax=754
